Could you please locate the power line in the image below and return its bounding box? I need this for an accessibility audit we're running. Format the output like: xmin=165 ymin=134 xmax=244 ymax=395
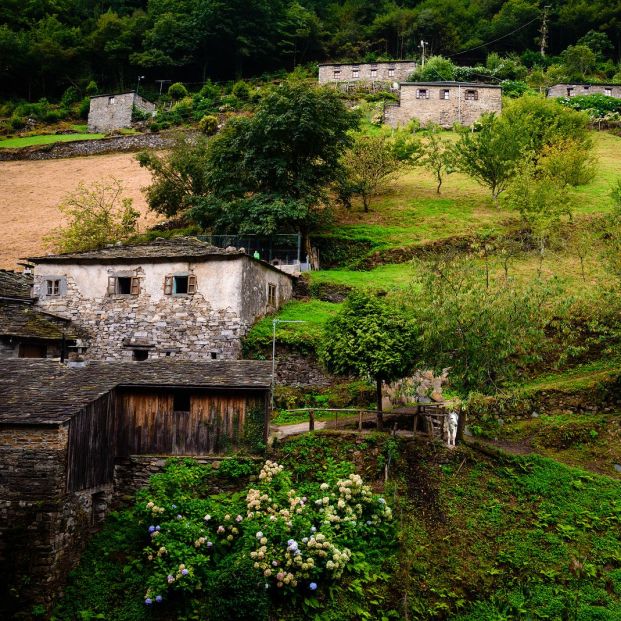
xmin=449 ymin=15 xmax=540 ymax=58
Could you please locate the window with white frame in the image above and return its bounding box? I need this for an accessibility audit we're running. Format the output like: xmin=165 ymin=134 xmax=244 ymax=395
xmin=333 ymin=69 xmax=341 ymax=79
xmin=416 ymin=88 xmax=429 ymax=99
xmin=46 ymin=279 xmax=61 ymax=296
xmin=164 ymin=273 xmax=197 ymax=295
xmin=440 ymin=89 xmax=450 ymax=100
xmin=464 ymin=89 xmax=478 ymax=101
xmin=108 ymin=96 xmax=115 ymax=104
xmin=388 ymin=67 xmax=395 ymax=77
xmin=352 ymin=67 xmax=360 ymax=79
xmin=605 ymin=88 xmax=612 ymax=96
xmin=370 ymin=67 xmax=377 ymax=78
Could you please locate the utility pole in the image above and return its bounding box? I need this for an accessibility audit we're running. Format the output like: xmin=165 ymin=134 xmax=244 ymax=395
xmin=419 ymin=40 xmax=429 ymax=67
xmin=540 ymin=5 xmax=551 ymax=57
xmin=156 ymin=79 xmax=171 ymax=96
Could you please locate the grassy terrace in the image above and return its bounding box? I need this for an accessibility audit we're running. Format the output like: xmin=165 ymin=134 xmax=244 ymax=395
xmin=0 ymin=132 xmax=105 ymax=148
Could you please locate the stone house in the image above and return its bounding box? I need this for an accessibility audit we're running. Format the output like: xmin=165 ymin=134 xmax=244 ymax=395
xmin=0 ymin=358 xmax=272 ymax=614
xmin=547 ymin=83 xmax=621 ymax=98
xmin=0 ymin=269 xmax=80 ymax=358
xmin=384 ymin=81 xmax=502 ymax=128
xmin=87 ymin=91 xmax=155 ymax=133
xmin=27 ymin=237 xmax=295 ymax=361
xmin=318 ymin=60 xmax=417 ymax=85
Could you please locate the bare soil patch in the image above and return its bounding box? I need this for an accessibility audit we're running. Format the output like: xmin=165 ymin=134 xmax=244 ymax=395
xmin=0 ymin=152 xmax=162 ymax=268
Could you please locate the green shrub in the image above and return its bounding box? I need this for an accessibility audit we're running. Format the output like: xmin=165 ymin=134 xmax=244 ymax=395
xmin=558 ymin=93 xmax=621 ymax=118
xmin=231 ymin=80 xmax=251 ymax=101
xmin=199 ymin=80 xmax=220 ymax=100
xmin=168 ymin=82 xmax=189 ymax=100
xmin=61 ymin=86 xmax=80 ymax=107
xmin=198 ymin=114 xmax=218 ymax=135
xmin=85 ymin=80 xmax=98 ymax=96
xmin=78 ymin=96 xmax=91 ymax=119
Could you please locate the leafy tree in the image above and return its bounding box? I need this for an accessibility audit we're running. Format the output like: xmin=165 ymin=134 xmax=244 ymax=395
xmin=538 ymin=139 xmax=597 ymax=188
xmin=191 ymin=82 xmax=358 ymax=253
xmin=561 ymin=44 xmax=597 ymax=80
xmin=320 ymin=292 xmax=418 ymax=430
xmin=339 ymin=132 xmax=407 ymax=212
xmin=45 ymin=179 xmax=140 ymax=253
xmin=404 ymin=256 xmax=551 ymax=395
xmin=409 ymin=56 xmax=456 ymax=81
xmin=452 ymin=113 xmax=527 ymax=202
xmin=417 ymin=124 xmax=454 ymax=194
xmin=502 ymin=165 xmax=573 ymax=275
xmin=136 ymin=135 xmax=211 ymax=218
xmin=577 ymin=30 xmax=613 ymax=61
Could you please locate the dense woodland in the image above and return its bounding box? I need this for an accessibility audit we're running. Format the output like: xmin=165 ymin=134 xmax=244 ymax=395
xmin=3 ymin=0 xmax=621 ymax=100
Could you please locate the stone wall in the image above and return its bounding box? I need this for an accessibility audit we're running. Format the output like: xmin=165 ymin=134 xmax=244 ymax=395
xmin=319 ymin=61 xmax=417 ymax=84
xmin=276 ymin=347 xmax=333 ymax=388
xmin=88 ymin=92 xmax=155 ymax=133
xmin=385 ymin=83 xmax=502 ymax=128
xmin=0 ymin=425 xmax=114 ymax=615
xmin=33 ymin=257 xmax=293 ymax=361
xmin=0 ymin=131 xmax=180 ymax=161
xmin=547 ymin=83 xmax=621 ymax=98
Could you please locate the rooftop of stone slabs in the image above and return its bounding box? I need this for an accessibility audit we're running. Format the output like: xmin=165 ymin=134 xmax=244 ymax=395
xmin=0 ymin=301 xmax=79 ymax=340
xmin=0 ymin=269 xmax=33 ymax=300
xmin=0 ymin=359 xmax=273 ymax=426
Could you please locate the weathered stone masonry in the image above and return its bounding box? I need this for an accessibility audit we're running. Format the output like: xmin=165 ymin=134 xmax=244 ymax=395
xmin=385 ymin=82 xmax=502 ymax=128
xmin=87 ymin=91 xmax=155 ymax=133
xmin=318 ymin=60 xmax=417 ymax=84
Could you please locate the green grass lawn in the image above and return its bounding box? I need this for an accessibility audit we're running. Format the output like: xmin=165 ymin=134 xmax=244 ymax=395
xmin=0 ymin=132 xmax=104 ymax=148
xmin=323 ymin=130 xmax=621 ymax=249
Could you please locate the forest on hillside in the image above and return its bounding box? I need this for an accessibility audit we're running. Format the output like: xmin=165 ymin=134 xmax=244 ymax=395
xmin=2 ymin=0 xmax=621 ymax=100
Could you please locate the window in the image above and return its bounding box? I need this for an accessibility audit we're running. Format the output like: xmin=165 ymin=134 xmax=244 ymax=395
xmin=352 ymin=67 xmax=360 ymax=79
xmin=164 ymin=274 xmax=197 ymax=295
xmin=605 ymin=88 xmax=612 ymax=96
xmin=268 ymin=283 xmax=277 ymax=306
xmin=567 ymin=87 xmax=574 ymax=97
xmin=173 ymin=391 xmax=191 ymax=413
xmin=211 ymin=352 xmax=218 ymax=360
xmin=333 ymin=69 xmax=341 ymax=79
xmin=108 ymin=96 xmax=115 ymax=104
xmin=107 ymin=275 xmax=140 ymax=296
xmin=416 ymin=89 xmax=429 ymax=99
xmin=46 ymin=279 xmax=61 ymax=296
xmin=388 ymin=67 xmax=395 ymax=77
xmin=464 ymin=89 xmax=478 ymax=101
xmin=370 ymin=67 xmax=377 ymax=78
xmin=133 ymin=349 xmax=148 ymax=361
xmin=440 ymin=89 xmax=450 ymax=100
xmin=583 ymin=85 xmax=590 ymax=90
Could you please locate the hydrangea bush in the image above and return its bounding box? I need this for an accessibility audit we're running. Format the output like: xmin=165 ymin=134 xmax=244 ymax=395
xmin=137 ymin=459 xmax=394 ymax=608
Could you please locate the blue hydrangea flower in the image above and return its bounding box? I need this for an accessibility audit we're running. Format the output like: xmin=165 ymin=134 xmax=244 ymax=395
xmin=181 ymin=568 xmax=189 ymax=576
xmin=155 ymin=595 xmax=163 ymax=603
xmin=176 ymin=514 xmax=183 ymax=520
xmin=309 ymin=582 xmax=318 ymax=591
xmin=310 ymin=526 xmax=316 ymax=533
xmin=148 ymin=525 xmax=155 ymax=533
xmin=172 ymin=504 xmax=177 ymax=509
xmin=155 ymin=525 xmax=161 ymax=531
xmin=145 ymin=598 xmax=153 ymax=605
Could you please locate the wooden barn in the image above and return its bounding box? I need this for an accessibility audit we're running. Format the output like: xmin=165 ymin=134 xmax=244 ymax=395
xmin=0 ymin=358 xmax=272 ymax=614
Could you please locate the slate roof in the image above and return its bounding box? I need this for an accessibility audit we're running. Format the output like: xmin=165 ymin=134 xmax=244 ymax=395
xmin=400 ymin=81 xmax=501 ymax=88
xmin=0 ymin=270 xmax=33 ymax=300
xmin=26 ymin=237 xmax=240 ymax=264
xmin=0 ymin=301 xmax=76 ymax=340
xmin=0 ymin=359 xmax=272 ymax=426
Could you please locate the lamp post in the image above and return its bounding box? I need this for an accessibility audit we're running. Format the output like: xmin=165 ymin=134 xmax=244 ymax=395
xmin=136 ymin=75 xmax=145 ymax=95
xmin=271 ymin=319 xmax=306 ymax=411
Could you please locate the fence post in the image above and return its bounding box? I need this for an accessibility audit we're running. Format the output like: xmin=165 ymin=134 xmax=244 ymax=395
xmin=309 ymin=410 xmax=315 ymax=432
xmin=358 ymin=410 xmax=363 ymax=431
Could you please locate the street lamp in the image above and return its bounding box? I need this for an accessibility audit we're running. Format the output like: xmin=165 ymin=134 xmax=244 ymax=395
xmin=136 ymin=75 xmax=145 ymax=95
xmin=271 ymin=319 xmax=306 ymax=411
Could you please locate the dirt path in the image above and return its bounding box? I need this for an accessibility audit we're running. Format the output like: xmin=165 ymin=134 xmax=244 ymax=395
xmin=0 ymin=152 xmax=162 ymax=268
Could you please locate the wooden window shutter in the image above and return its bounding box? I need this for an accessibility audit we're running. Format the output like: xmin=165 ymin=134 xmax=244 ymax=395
xmin=130 ymin=276 xmax=140 ymax=295
xmin=187 ymin=274 xmax=197 ymax=294
xmin=164 ymin=275 xmax=173 ymax=295
xmin=107 ymin=276 xmax=116 ymax=295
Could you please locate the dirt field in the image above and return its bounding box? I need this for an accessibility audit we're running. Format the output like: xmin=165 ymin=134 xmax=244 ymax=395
xmin=0 ymin=152 xmax=162 ymax=269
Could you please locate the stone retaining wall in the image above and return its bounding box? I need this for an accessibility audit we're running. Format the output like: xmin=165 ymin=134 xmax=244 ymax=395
xmin=0 ymin=131 xmax=187 ymax=161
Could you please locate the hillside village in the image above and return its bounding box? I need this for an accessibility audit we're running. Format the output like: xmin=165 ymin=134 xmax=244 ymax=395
xmin=2 ymin=2 xmax=621 ymax=620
